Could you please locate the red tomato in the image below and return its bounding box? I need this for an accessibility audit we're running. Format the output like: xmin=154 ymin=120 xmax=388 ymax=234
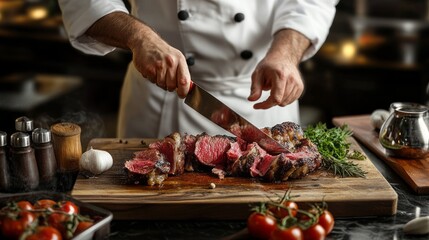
xmin=303 ymin=224 xmax=326 ymax=240
xmin=247 ymin=212 xmax=277 ymax=240
xmin=58 ymin=201 xmax=79 ymax=214
xmin=270 ymin=226 xmax=303 ymax=240
xmin=48 ymin=213 xmax=69 ymax=239
xmin=25 ymin=226 xmax=62 ymax=240
xmin=318 ymin=210 xmax=334 ymax=234
xmin=17 ymin=200 xmax=34 ymax=211
xmin=75 ymin=221 xmax=94 ymax=235
xmin=269 ymin=201 xmax=299 ymax=218
xmin=35 ymin=199 xmax=57 ymax=210
xmin=1 ymin=211 xmax=36 ymax=239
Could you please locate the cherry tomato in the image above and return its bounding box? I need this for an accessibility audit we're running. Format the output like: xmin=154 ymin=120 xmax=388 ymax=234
xmin=17 ymin=200 xmax=34 ymax=211
xmin=303 ymin=224 xmax=326 ymax=240
xmin=25 ymin=226 xmax=62 ymax=240
xmin=270 ymin=226 xmax=303 ymax=240
xmin=58 ymin=201 xmax=79 ymax=214
xmin=75 ymin=221 xmax=94 ymax=235
xmin=247 ymin=212 xmax=277 ymax=240
xmin=35 ymin=199 xmax=57 ymax=210
xmin=1 ymin=211 xmax=36 ymax=239
xmin=48 ymin=213 xmax=69 ymax=239
xmin=318 ymin=210 xmax=334 ymax=234
xmin=269 ymin=201 xmax=299 ymax=218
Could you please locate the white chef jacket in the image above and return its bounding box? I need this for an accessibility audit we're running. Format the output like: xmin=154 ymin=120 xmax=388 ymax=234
xmin=58 ymin=0 xmax=337 ymax=138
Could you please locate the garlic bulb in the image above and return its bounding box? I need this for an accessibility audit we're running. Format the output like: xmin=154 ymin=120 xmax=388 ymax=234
xmin=370 ymin=109 xmax=390 ymax=130
xmin=403 ymin=216 xmax=429 ymax=235
xmin=80 ymin=147 xmax=113 ymax=175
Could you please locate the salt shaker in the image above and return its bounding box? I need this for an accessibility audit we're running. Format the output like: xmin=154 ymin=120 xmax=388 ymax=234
xmin=0 ymin=131 xmax=10 ymax=192
xmin=32 ymin=128 xmax=57 ymax=191
xmin=9 ymin=132 xmax=39 ymax=192
xmin=51 ymin=122 xmax=82 ymax=193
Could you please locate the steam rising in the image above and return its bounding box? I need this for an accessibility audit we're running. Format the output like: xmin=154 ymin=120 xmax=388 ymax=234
xmin=34 ymin=111 xmax=105 ymax=149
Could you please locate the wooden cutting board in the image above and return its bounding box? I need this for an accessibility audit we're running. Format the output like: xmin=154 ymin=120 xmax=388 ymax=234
xmin=333 ymin=115 xmax=429 ymax=195
xmin=71 ymin=137 xmax=397 ymax=220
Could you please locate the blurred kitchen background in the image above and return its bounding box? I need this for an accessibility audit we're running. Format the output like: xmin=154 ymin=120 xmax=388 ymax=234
xmin=1 ymin=0 xmax=429 ymax=148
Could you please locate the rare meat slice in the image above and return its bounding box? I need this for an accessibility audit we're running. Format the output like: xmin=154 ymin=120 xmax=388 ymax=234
xmin=182 ymin=133 xmax=205 ymax=172
xmin=256 ymin=154 xmax=276 ymax=177
xmin=249 ymin=144 xmax=267 ymax=177
xmin=124 ymin=149 xmax=170 ymax=186
xmin=230 ymin=143 xmax=267 ymax=177
xmin=194 ymin=133 xmax=233 ymax=167
xmin=149 ymin=132 xmax=185 ymax=175
xmin=226 ymin=141 xmax=243 ymax=162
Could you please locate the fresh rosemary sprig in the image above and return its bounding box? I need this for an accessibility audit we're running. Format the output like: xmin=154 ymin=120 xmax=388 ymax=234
xmin=304 ymin=123 xmax=367 ymax=178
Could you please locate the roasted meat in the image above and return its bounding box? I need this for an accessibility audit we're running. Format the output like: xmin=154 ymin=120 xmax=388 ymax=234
xmin=149 ymin=132 xmax=185 ymax=175
xmin=125 ymin=121 xmax=322 ymax=185
xmin=124 ymin=149 xmax=170 ymax=186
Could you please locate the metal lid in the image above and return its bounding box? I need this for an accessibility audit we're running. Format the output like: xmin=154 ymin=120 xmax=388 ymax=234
xmin=32 ymin=128 xmax=51 ymax=144
xmin=0 ymin=131 xmax=7 ymax=147
xmin=15 ymin=116 xmax=34 ymax=132
xmin=11 ymin=132 xmax=31 ymax=147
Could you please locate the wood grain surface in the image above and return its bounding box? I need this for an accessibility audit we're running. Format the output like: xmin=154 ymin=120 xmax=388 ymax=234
xmin=333 ymin=115 xmax=429 ymax=195
xmin=71 ymin=137 xmax=397 ymax=220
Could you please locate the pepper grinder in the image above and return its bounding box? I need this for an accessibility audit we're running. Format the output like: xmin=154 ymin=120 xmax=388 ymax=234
xmin=9 ymin=132 xmax=39 ymax=192
xmin=0 ymin=131 xmax=10 ymax=192
xmin=50 ymin=122 xmax=82 ymax=193
xmin=32 ymin=128 xmax=57 ymax=191
xmin=15 ymin=116 xmax=34 ymax=135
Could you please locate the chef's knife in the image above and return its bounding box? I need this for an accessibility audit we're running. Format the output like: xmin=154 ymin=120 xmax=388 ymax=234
xmin=184 ymin=82 xmax=288 ymax=154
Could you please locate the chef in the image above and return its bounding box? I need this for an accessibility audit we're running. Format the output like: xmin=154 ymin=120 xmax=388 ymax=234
xmin=58 ymin=1 xmax=338 ymax=138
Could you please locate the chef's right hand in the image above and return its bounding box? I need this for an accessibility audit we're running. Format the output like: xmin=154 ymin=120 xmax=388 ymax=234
xmin=130 ymin=32 xmax=192 ymax=98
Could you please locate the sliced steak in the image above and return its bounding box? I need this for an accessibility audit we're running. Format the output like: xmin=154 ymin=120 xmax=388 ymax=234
xmin=124 ymin=149 xmax=170 ymax=186
xmin=230 ymin=143 xmax=266 ymax=177
xmin=182 ymin=133 xmax=199 ymax=172
xmin=194 ymin=133 xmax=233 ymax=167
xmin=256 ymin=154 xmax=276 ymax=177
xmin=226 ymin=141 xmax=243 ymax=162
xmin=123 ymin=121 xmax=322 ymax=185
xmin=149 ymin=132 xmax=185 ymax=175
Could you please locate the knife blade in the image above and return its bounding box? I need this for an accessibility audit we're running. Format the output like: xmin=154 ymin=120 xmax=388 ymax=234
xmin=184 ymin=82 xmax=288 ymax=154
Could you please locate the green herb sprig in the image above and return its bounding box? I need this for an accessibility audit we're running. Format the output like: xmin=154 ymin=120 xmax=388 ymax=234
xmin=304 ymin=123 xmax=367 ymax=178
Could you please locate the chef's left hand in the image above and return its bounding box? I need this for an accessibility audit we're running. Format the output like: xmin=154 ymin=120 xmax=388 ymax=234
xmin=248 ymin=53 xmax=304 ymax=109
xmin=248 ymin=29 xmax=309 ymax=110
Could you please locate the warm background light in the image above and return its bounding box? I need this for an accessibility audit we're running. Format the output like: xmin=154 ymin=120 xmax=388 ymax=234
xmin=28 ymin=6 xmax=48 ymax=20
xmin=341 ymin=41 xmax=357 ymax=59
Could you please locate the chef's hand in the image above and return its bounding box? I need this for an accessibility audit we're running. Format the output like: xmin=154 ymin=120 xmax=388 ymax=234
xmin=248 ymin=54 xmax=304 ymax=109
xmin=85 ymin=12 xmax=192 ymax=98
xmin=248 ymin=29 xmax=310 ymax=109
xmin=131 ymin=32 xmax=192 ymax=98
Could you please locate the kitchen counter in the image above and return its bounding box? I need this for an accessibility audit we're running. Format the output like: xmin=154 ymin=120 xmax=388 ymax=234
xmin=106 ymin=143 xmax=429 ymax=240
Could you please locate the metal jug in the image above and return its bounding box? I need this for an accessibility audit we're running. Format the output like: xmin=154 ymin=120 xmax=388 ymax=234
xmin=379 ymin=104 xmax=429 ymax=159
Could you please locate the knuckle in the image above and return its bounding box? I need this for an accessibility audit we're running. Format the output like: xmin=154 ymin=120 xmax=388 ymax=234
xmin=271 ymin=95 xmax=283 ymax=104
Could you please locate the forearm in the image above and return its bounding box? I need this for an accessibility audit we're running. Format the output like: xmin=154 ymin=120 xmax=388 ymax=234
xmin=85 ymin=11 xmax=157 ymax=51
xmin=267 ymin=29 xmax=311 ymax=66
